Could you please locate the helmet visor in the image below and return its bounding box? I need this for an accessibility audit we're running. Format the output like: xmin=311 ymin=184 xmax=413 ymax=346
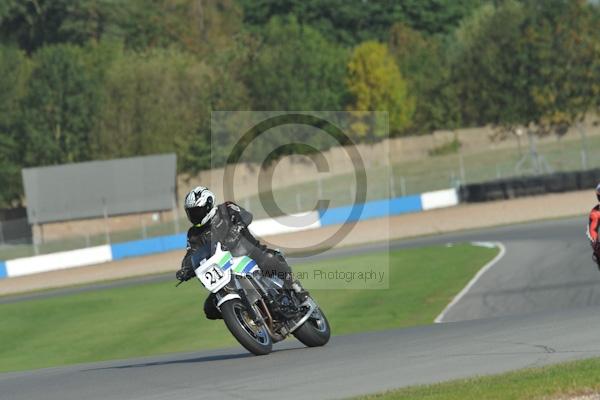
xmin=186 ymin=203 xmax=212 ymax=225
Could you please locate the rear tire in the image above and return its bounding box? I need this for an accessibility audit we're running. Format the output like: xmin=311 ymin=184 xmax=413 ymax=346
xmin=293 ymin=306 xmax=331 ymax=347
xmin=221 ymin=299 xmax=272 ymax=356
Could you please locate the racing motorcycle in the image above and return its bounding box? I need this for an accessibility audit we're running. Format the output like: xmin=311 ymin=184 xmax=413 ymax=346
xmin=183 ymin=243 xmax=330 ymax=355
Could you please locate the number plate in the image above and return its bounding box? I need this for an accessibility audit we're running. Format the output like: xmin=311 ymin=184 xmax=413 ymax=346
xmin=196 ymin=263 xmax=231 ymax=292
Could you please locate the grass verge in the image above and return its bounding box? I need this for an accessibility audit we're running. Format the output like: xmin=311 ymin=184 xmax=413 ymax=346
xmin=356 ymin=357 xmax=600 ymax=400
xmin=0 ymin=243 xmax=497 ymax=373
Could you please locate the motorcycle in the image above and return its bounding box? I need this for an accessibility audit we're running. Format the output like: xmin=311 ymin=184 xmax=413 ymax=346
xmin=184 ymin=242 xmax=331 ymax=355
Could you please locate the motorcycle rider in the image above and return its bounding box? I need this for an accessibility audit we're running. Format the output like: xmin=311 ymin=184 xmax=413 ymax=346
xmin=587 ymin=183 xmax=600 ymax=269
xmin=175 ymin=186 xmax=305 ymax=319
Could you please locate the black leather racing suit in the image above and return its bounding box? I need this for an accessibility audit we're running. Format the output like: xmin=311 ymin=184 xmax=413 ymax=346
xmin=177 ymin=202 xmax=292 ymax=319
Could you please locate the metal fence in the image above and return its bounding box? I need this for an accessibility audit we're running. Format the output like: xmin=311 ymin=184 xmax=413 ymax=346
xmin=1 ymin=132 xmax=599 ymax=261
xmin=0 ymin=214 xmax=189 ymax=260
xmin=234 ymin=132 xmax=600 ymax=219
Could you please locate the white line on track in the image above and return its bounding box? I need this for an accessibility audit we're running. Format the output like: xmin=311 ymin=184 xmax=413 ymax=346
xmin=434 ymin=241 xmax=507 ymax=324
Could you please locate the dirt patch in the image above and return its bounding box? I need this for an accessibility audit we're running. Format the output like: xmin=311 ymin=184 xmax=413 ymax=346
xmin=0 ymin=189 xmax=593 ymax=296
xmin=551 ymin=394 xmax=600 ymax=400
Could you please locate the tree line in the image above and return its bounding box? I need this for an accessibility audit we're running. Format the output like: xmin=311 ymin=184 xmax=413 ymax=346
xmin=0 ymin=0 xmax=599 ymax=207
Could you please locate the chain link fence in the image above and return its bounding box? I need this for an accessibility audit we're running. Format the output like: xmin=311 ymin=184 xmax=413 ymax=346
xmin=1 ymin=131 xmax=599 ymax=261
xmin=0 ymin=214 xmax=188 ymax=261
xmin=236 ymin=132 xmax=600 ymax=220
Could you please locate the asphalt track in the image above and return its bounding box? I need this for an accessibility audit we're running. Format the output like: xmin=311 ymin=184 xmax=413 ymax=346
xmin=3 ymin=216 xmax=600 ymax=400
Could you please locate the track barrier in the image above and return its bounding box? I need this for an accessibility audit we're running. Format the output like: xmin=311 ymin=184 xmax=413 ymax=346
xmin=459 ymin=168 xmax=600 ymax=203
xmin=0 ymin=188 xmax=459 ymax=278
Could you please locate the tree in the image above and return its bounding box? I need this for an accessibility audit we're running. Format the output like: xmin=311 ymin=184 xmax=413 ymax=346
xmin=448 ymin=1 xmax=525 ymax=128
xmin=228 ymin=17 xmax=351 ymax=165
xmin=238 ymin=0 xmax=404 ymax=45
xmin=244 ymin=16 xmax=347 ymax=111
xmin=151 ymin=0 xmax=244 ymax=56
xmin=523 ymin=0 xmax=600 ymax=130
xmin=0 ymin=0 xmax=122 ymax=52
xmin=0 ymin=133 xmax=21 ymax=207
xmin=18 ymin=44 xmax=102 ymax=166
xmin=0 ymin=45 xmax=30 ymax=132
xmin=346 ymin=41 xmax=414 ymax=137
xmin=389 ymin=23 xmax=459 ymax=132
xmin=93 ymin=47 xmax=215 ymax=168
xmin=450 ymin=0 xmax=600 ymax=133
xmin=238 ymin=0 xmax=484 ymax=45
xmin=0 ymin=45 xmax=30 ymax=206
xmin=397 ymin=0 xmax=484 ymax=35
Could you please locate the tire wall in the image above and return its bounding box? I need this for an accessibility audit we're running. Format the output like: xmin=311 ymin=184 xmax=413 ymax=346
xmin=459 ymin=168 xmax=600 ymax=203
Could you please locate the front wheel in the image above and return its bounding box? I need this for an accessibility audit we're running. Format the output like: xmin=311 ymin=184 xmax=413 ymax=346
xmin=221 ymin=299 xmax=272 ymax=355
xmin=293 ymin=305 xmax=331 ymax=347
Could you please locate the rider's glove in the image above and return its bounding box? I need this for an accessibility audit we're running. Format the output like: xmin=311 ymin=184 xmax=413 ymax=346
xmin=176 ymin=267 xmax=195 ymax=282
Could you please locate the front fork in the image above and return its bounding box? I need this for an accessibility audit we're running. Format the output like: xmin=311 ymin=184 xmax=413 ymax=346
xmin=216 ymin=277 xmax=280 ymax=340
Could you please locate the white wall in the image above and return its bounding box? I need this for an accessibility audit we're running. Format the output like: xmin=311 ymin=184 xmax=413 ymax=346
xmin=6 ymin=245 xmax=112 ymax=277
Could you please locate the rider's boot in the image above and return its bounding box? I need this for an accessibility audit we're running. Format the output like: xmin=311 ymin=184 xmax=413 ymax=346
xmin=204 ymin=293 xmax=223 ymax=320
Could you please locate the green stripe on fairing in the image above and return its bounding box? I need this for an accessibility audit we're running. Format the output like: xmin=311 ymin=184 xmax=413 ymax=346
xmin=217 ymin=252 xmax=232 ymax=267
xmin=234 ymin=256 xmax=252 ymax=273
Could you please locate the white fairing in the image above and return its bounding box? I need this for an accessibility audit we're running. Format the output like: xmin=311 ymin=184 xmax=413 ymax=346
xmin=195 ymin=242 xmax=260 ymax=293
xmin=195 ymin=243 xmax=232 ymax=293
xmin=216 ymin=293 xmax=241 ymax=308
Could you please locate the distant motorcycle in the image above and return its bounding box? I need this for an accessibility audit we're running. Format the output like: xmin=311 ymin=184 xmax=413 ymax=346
xmin=184 ymin=243 xmax=330 ymax=355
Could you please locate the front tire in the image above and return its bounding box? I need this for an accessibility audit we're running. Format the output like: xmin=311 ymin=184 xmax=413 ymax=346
xmin=221 ymin=299 xmax=272 ymax=355
xmin=293 ymin=306 xmax=331 ymax=347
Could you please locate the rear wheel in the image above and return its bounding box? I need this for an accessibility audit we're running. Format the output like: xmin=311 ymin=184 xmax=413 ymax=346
xmin=221 ymin=299 xmax=272 ymax=355
xmin=293 ymin=306 xmax=331 ymax=347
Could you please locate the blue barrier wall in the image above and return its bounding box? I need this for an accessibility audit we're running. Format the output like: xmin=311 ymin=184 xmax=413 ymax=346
xmin=0 ymin=191 xmax=458 ymax=277
xmin=111 ymin=233 xmax=186 ymax=260
xmin=318 ymin=195 xmax=422 ymax=226
xmin=115 ymin=195 xmax=425 ymax=261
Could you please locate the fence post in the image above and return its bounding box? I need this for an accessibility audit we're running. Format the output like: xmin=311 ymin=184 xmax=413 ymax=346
xmin=578 ymin=121 xmax=589 ymax=170
xmin=390 ymin=169 xmax=396 ymax=198
xmin=33 ymin=224 xmax=40 ymax=255
xmin=296 ymin=193 xmax=302 ymax=212
xmin=172 ymin=191 xmax=180 ymax=234
xmin=102 ymin=198 xmax=111 ymax=244
xmin=528 ymin=131 xmax=541 ymax=174
xmin=400 ymin=176 xmax=407 ymax=197
xmin=31 ymin=211 xmax=40 ymax=255
xmin=459 ymin=153 xmax=466 ymax=184
xmin=0 ymin=220 xmax=4 ymax=246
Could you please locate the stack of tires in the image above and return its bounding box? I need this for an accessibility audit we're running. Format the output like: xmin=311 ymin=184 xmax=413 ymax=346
xmin=459 ymin=168 xmax=600 ymax=203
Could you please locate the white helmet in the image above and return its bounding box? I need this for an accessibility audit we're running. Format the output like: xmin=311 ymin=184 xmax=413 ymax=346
xmin=184 ymin=186 xmax=216 ymax=226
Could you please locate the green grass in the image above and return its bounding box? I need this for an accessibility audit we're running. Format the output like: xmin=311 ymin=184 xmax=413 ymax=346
xmin=0 ymin=243 xmax=496 ymax=373
xmin=356 ymin=357 xmax=600 ymax=400
xmin=428 ymin=138 xmax=462 ymax=157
